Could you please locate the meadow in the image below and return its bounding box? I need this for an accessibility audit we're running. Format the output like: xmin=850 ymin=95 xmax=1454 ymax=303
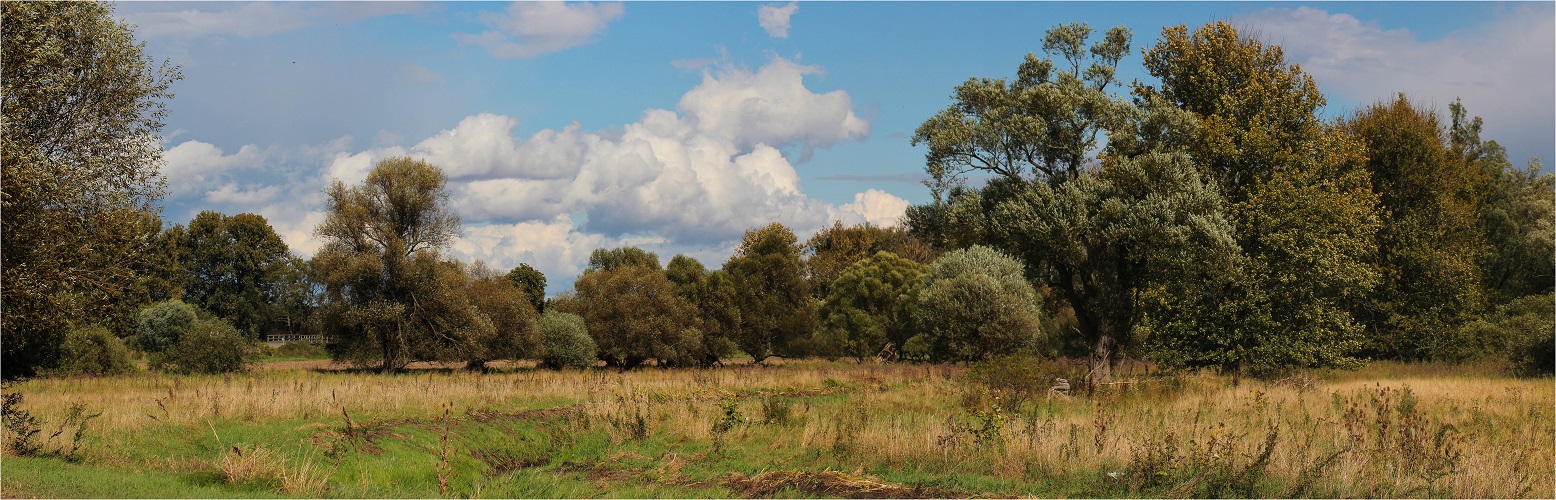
xmin=1 ymin=357 xmax=1551 ymax=498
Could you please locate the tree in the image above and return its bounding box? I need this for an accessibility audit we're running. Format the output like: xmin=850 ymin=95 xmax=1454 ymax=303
xmin=1345 ymin=95 xmax=1486 ymax=360
xmin=153 ymin=318 xmax=249 ymax=375
xmin=58 ymin=325 xmax=134 ymax=377
xmin=818 ymin=251 xmax=926 ymax=361
xmin=560 ymin=254 xmax=702 ymax=369
xmin=2 ymin=0 xmax=181 ymax=378
xmin=588 ymin=247 xmax=662 ymax=272
xmin=505 ymin=263 xmax=548 ymax=313
xmin=724 ymin=223 xmax=815 ymax=362
xmin=1138 ymin=21 xmax=1327 ymax=200
xmin=666 ymin=255 xmax=740 ymax=364
xmin=180 ymin=211 xmax=294 ymax=339
xmin=538 ymin=311 xmax=597 ymax=369
xmin=803 ymin=221 xmax=936 ymax=299
xmin=1451 ymin=100 xmax=1556 ymax=301
xmin=312 ymin=157 xmax=468 ymax=371
xmin=907 ymin=23 xmax=1245 ymax=382
xmin=466 ymin=262 xmax=540 ymax=370
xmin=911 ymin=246 xmax=1046 ymax=363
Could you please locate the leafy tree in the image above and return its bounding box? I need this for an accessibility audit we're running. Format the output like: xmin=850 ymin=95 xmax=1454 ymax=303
xmin=588 ymin=247 xmax=662 ymax=272
xmin=466 ymin=262 xmax=540 ymax=370
xmin=666 ymin=255 xmax=740 ymax=364
xmin=58 ymin=325 xmax=134 ymax=377
xmin=133 ymin=300 xmax=198 ymax=354
xmin=1138 ymin=21 xmax=1327 ymax=199
xmin=1345 ymin=95 xmax=1486 ymax=360
xmin=180 ymin=211 xmax=295 ymax=339
xmin=1134 ymin=21 xmax=1383 ymax=373
xmin=804 ymin=222 xmax=936 ymax=299
xmin=1451 ymin=100 xmax=1556 ymax=301
xmin=724 ymin=223 xmax=815 ymax=362
xmin=818 ymin=251 xmax=926 ymax=361
xmin=1 ymin=0 xmax=180 ymax=378
xmin=911 ymin=246 xmax=1046 ymax=363
xmin=538 ymin=311 xmax=597 ymax=369
xmin=505 ymin=263 xmax=548 ymax=313
xmin=561 ymin=258 xmax=702 ymax=369
xmin=312 ymin=157 xmax=470 ymax=371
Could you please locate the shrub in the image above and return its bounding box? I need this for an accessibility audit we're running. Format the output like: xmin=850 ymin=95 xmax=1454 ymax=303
xmin=912 ymin=246 xmax=1047 ymax=362
xmin=152 ymin=318 xmax=249 ymax=374
xmin=133 ymin=300 xmax=197 ymax=353
xmin=538 ymin=311 xmax=596 ymax=369
xmin=901 ymin=334 xmax=932 ymax=363
xmin=1503 ymin=295 xmax=1555 ymax=376
xmin=967 ymin=354 xmax=1047 ymax=411
xmin=57 ymin=325 xmax=134 ymax=376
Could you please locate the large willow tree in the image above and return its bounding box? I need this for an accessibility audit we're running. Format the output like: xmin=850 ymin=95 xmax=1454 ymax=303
xmin=312 ymin=157 xmax=484 ymax=371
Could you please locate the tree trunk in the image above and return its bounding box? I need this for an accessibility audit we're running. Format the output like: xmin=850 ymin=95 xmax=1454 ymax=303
xmin=1088 ymin=331 xmax=1115 ymax=387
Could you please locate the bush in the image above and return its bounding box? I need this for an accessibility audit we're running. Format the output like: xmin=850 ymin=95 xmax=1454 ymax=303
xmin=967 ymin=354 xmax=1048 ymax=411
xmin=538 ymin=311 xmax=596 ymax=369
xmin=152 ymin=319 xmax=249 ymax=374
xmin=133 ymin=300 xmax=197 ymax=353
xmin=1502 ymin=295 xmax=1555 ymax=376
xmin=57 ymin=325 xmax=134 ymax=377
xmin=912 ymin=246 xmax=1047 ymax=362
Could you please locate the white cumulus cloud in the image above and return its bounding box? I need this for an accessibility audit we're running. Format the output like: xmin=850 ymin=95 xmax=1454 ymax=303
xmin=838 ymin=189 xmax=911 ymax=228
xmin=758 ymin=2 xmax=799 ymax=39
xmin=454 ymin=1 xmax=625 ymax=59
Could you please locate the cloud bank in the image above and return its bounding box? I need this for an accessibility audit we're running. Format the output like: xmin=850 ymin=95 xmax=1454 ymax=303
xmin=159 ymin=57 xmax=907 ymax=294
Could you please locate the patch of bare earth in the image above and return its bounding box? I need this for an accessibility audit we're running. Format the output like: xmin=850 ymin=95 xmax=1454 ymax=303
xmin=720 ymin=469 xmax=969 ymax=499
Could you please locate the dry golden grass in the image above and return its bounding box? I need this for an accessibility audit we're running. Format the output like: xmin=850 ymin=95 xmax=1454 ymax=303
xmin=8 ymin=359 xmax=1553 ymax=497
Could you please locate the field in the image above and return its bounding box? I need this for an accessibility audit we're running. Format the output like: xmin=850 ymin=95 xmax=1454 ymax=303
xmin=1 ymin=358 xmax=1551 ymax=498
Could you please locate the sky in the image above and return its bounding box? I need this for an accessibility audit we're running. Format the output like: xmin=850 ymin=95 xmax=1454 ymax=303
xmin=113 ymin=1 xmax=1556 ymax=296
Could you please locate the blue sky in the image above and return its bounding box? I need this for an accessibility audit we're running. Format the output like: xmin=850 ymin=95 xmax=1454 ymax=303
xmin=114 ymin=1 xmax=1556 ymax=295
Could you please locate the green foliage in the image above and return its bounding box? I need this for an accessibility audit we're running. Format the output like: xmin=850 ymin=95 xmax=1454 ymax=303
xmin=966 ymin=355 xmax=1048 ymax=412
xmin=457 ymin=261 xmax=541 ymax=369
xmin=664 ymin=255 xmax=741 ymax=365
xmin=912 ymin=246 xmax=1047 ymax=363
xmin=724 ymin=223 xmax=815 ymax=362
xmin=1456 ymin=98 xmax=1556 ymax=301
xmin=819 ymin=251 xmax=926 ymax=361
xmin=1 ymin=390 xmax=41 ymax=456
xmin=1 ymin=0 xmax=180 ymax=379
xmin=133 ymin=300 xmax=197 ymax=354
xmin=993 ymin=152 xmax=1238 ymax=381
xmin=587 ymin=247 xmax=661 ymax=273
xmin=901 ymin=334 xmax=932 ymax=363
xmin=152 ymin=318 xmax=249 ymax=374
xmin=57 ymin=325 xmax=134 ymax=377
xmin=313 ymin=157 xmax=466 ymax=371
xmin=1462 ymin=295 xmax=1556 ymax=375
xmin=804 ymin=221 xmax=936 ymax=299
xmin=180 ymin=211 xmax=295 ymax=339
xmin=1139 ymin=21 xmax=1327 ymax=199
xmin=561 ymin=262 xmax=701 ymax=368
xmin=538 ymin=311 xmax=596 ymax=369
xmin=505 ymin=263 xmax=548 ymax=313
xmin=1346 ymin=96 xmax=1486 ymax=361
xmin=271 ymin=341 xmax=328 ymax=359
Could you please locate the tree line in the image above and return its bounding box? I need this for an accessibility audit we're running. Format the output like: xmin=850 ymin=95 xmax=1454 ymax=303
xmin=3 ymin=2 xmax=1550 ymax=380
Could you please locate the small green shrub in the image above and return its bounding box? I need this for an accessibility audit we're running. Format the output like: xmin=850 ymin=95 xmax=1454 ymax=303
xmin=2 ymin=391 xmax=40 ymax=456
xmin=1502 ymin=295 xmax=1555 ymax=376
xmin=133 ymin=300 xmax=197 ymax=353
xmin=538 ymin=311 xmax=596 ymax=369
xmin=58 ymin=325 xmax=134 ymax=377
xmin=901 ymin=334 xmax=932 ymax=363
xmin=152 ymin=318 xmax=249 ymax=374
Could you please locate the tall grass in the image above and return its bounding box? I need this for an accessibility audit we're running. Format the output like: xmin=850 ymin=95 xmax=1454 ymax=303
xmin=5 ymin=360 xmax=1551 ymax=498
